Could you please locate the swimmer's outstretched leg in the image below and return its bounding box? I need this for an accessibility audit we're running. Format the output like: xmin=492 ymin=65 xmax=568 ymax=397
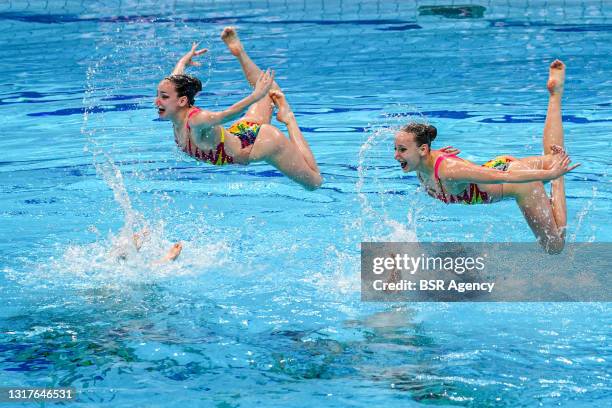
xmin=222 ymin=26 xmax=279 ymax=124
xmin=544 ymin=60 xmax=567 ymax=239
xmin=270 ymin=90 xmax=320 ymax=177
xmin=544 ymin=60 xmax=565 ymax=153
xmin=504 ymin=61 xmax=569 ymax=254
xmin=248 ymin=90 xmax=321 ymax=189
xmin=222 ymin=26 xmax=281 ymax=91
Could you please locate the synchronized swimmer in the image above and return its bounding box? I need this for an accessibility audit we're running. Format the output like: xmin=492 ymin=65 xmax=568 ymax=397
xmin=155 ymin=27 xmax=322 ymax=190
xmin=154 ymin=28 xmax=579 ymax=253
xmin=394 ymin=60 xmax=578 ymax=254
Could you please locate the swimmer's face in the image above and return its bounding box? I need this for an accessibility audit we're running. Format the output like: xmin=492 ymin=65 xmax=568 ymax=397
xmin=394 ymin=131 xmax=429 ymax=172
xmin=155 ymin=80 xmax=188 ymax=119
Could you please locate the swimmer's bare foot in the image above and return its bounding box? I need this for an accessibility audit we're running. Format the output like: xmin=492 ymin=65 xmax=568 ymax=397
xmin=269 ymin=90 xmax=295 ymax=123
xmin=221 ymin=27 xmax=244 ymax=57
xmin=161 ymin=242 xmax=182 ymax=262
xmin=547 ymin=59 xmax=565 ymax=96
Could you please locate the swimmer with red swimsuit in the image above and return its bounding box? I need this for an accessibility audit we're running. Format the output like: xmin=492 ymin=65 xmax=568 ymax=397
xmin=394 ymin=60 xmax=579 ymax=254
xmin=155 ymin=27 xmax=322 ymax=190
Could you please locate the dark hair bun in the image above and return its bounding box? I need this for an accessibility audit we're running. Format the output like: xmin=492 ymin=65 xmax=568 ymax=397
xmin=400 ymin=122 xmax=438 ymax=146
xmin=165 ymin=74 xmax=202 ymax=106
xmin=188 ymin=75 xmax=203 ymax=93
xmin=425 ymin=125 xmax=437 ymax=143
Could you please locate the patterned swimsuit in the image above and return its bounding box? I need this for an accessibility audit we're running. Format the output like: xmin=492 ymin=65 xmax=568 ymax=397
xmin=176 ymin=107 xmax=261 ymax=165
xmin=422 ymin=154 xmax=514 ymax=205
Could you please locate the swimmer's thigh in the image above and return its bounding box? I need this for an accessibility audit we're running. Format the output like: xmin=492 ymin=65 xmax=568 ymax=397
xmin=504 ymin=162 xmax=563 ymax=253
xmin=248 ymin=124 xmax=321 ymax=188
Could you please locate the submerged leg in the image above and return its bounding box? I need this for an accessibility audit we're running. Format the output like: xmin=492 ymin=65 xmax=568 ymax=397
xmin=222 ymin=26 xmax=280 ymax=124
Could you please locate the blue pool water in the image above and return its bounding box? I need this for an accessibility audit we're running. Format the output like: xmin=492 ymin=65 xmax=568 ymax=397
xmin=1 ymin=0 xmax=610 ymax=406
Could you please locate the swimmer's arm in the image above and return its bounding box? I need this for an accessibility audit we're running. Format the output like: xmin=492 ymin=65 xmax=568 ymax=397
xmin=189 ymin=95 xmax=259 ymax=133
xmin=171 ymin=42 xmax=208 ymax=75
xmin=189 ymin=70 xmax=275 ymax=130
xmin=440 ymin=159 xmax=578 ymax=184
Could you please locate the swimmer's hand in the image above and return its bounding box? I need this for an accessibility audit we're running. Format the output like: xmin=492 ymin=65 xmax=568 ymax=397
xmin=180 ymin=42 xmax=208 ymax=67
xmin=172 ymin=42 xmax=208 ymax=74
xmin=439 ymin=146 xmax=460 ymax=155
xmin=252 ymin=69 xmax=275 ymax=100
xmin=547 ymin=151 xmax=580 ymax=179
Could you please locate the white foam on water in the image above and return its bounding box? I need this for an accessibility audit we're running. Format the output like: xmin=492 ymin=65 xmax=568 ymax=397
xmin=307 ymin=244 xmax=360 ymax=296
xmin=9 ymin=219 xmax=232 ymax=291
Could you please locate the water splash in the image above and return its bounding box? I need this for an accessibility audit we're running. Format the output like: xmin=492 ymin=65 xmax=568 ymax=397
xmin=569 ymin=184 xmax=598 ymax=243
xmin=81 ymin=42 xmax=144 ymax=239
xmin=6 ymin=220 xmax=231 ymax=291
xmin=316 ymin=109 xmax=427 ymax=298
xmin=356 ymin=107 xmax=426 ymax=242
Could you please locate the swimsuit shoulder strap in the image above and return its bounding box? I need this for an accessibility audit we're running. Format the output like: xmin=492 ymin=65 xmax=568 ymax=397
xmin=220 ymin=126 xmax=225 ymax=143
xmin=434 ymin=153 xmax=461 ymax=180
xmin=433 ymin=154 xmax=457 ymax=203
xmin=434 ymin=154 xmax=449 ymax=180
xmin=185 ymin=107 xmax=202 ymax=131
